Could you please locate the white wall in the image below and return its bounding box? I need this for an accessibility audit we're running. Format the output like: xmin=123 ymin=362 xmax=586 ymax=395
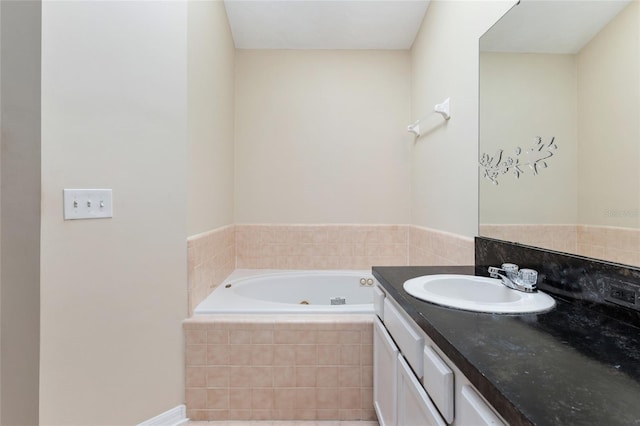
xmin=577 ymin=0 xmax=639 ymax=228
xmin=234 ymin=50 xmax=412 ymax=224
xmin=40 ymin=2 xmax=188 ymax=424
xmin=188 ymin=0 xmax=235 ymax=236
xmin=479 ymin=52 xmax=578 ymax=224
xmin=410 ymin=0 xmax=514 ymax=237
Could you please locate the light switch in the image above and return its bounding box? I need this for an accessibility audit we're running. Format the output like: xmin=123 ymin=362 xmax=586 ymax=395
xmin=63 ymin=189 xmax=113 ymax=220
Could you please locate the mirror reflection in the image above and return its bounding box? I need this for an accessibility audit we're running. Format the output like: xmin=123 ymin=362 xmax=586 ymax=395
xmin=479 ymin=0 xmax=640 ymax=267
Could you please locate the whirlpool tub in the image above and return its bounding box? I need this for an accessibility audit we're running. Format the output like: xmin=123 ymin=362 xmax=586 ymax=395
xmin=194 ymin=269 xmax=376 ymax=314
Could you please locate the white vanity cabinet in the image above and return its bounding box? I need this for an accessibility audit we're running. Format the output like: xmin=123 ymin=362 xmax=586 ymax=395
xmin=374 ymin=317 xmax=446 ymax=426
xmin=373 ymin=283 xmax=507 ymax=426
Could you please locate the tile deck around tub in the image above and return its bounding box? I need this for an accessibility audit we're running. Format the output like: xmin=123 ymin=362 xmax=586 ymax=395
xmin=184 ymin=315 xmax=375 ymax=421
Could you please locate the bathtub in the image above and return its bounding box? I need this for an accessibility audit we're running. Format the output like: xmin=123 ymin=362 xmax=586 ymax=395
xmin=194 ymin=269 xmax=376 ymax=314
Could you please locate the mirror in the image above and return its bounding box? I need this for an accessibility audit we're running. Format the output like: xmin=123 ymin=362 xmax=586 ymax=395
xmin=479 ymin=0 xmax=640 ymax=267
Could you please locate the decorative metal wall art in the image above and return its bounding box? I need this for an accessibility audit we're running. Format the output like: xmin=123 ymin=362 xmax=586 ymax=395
xmin=479 ymin=136 xmax=557 ymax=185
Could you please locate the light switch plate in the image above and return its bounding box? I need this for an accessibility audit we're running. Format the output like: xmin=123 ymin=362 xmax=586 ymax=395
xmin=63 ymin=189 xmax=113 ymax=220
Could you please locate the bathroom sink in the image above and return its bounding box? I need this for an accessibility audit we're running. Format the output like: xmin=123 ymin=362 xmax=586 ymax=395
xmin=403 ymin=274 xmax=555 ymax=314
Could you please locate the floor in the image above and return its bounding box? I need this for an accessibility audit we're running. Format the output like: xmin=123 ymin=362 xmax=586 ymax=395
xmin=187 ymin=422 xmax=379 ymax=426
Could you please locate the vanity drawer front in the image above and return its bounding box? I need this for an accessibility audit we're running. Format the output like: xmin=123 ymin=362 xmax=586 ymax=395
xmin=374 ymin=285 xmax=385 ymax=320
xmin=459 ymin=385 xmax=506 ymax=426
xmin=423 ymin=344 xmax=454 ymax=423
xmin=397 ymin=354 xmax=446 ymax=426
xmin=384 ymin=298 xmax=424 ymax=378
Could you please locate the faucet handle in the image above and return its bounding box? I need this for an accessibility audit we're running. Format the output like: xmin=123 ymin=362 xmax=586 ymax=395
xmin=501 ymin=263 xmax=519 ymax=280
xmin=488 ymin=264 xmax=519 ymax=278
xmin=488 ymin=266 xmax=501 ymax=278
xmin=519 ymin=269 xmax=538 ymax=289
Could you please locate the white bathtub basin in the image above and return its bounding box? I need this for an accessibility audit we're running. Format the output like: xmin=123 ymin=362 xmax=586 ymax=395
xmin=194 ymin=269 xmax=375 ymax=314
xmin=403 ymin=274 xmax=555 ymax=314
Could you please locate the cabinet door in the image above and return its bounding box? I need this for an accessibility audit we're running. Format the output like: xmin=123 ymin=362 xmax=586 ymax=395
xmin=374 ymin=318 xmax=398 ymax=426
xmin=458 ymin=385 xmax=506 ymax=426
xmin=397 ymin=355 xmax=447 ymax=426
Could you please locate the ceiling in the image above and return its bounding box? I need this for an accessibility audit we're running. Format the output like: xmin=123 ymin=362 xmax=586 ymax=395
xmin=480 ymin=0 xmax=631 ymax=54
xmin=223 ymin=0 xmax=431 ymax=50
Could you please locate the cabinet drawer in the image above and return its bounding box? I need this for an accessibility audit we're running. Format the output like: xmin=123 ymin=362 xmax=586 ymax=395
xmin=459 ymin=385 xmax=506 ymax=426
xmin=423 ymin=345 xmax=454 ymax=423
xmin=374 ymin=285 xmax=385 ymax=320
xmin=397 ymin=354 xmax=446 ymax=426
xmin=383 ymin=298 xmax=424 ymax=378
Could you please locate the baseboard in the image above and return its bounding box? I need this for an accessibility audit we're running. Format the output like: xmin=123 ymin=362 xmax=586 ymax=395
xmin=137 ymin=404 xmax=188 ymax=426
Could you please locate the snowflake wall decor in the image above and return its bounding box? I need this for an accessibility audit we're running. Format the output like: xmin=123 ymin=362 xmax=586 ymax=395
xmin=479 ymin=136 xmax=557 ymax=185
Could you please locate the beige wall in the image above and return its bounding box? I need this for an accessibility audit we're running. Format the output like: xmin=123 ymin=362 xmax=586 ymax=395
xmin=188 ymin=0 xmax=235 ymax=236
xmin=479 ymin=52 xmax=578 ymax=224
xmin=479 ymin=0 xmax=639 ymax=230
xmin=234 ymin=50 xmax=412 ymax=224
xmin=0 ymin=1 xmax=41 ymax=424
xmin=40 ymin=2 xmax=188 ymax=424
xmin=578 ymin=0 xmax=640 ymax=228
xmin=410 ymin=0 xmax=514 ymax=237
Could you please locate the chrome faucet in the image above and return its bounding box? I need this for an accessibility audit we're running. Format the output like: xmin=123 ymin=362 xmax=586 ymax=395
xmin=488 ymin=263 xmax=538 ymax=293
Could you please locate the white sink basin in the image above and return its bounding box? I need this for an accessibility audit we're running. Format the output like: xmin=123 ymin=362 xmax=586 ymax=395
xmin=403 ymin=274 xmax=556 ymax=314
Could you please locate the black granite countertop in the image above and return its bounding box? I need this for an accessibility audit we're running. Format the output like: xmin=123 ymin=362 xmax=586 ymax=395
xmin=372 ymin=265 xmax=640 ymax=426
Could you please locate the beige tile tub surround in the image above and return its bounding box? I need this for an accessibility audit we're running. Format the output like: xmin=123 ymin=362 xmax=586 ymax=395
xmin=236 ymin=224 xmax=408 ymax=270
xmin=479 ymin=224 xmax=579 ymax=255
xmin=235 ymin=223 xmax=475 ymax=270
xmin=577 ymin=225 xmax=640 ymax=267
xmin=188 ymin=223 xmax=478 ymax=313
xmin=409 ymin=225 xmax=475 ymax=266
xmin=188 ymin=225 xmax=236 ymax=315
xmin=184 ymin=315 xmax=374 ymax=421
xmin=480 ymin=224 xmax=640 ymax=268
